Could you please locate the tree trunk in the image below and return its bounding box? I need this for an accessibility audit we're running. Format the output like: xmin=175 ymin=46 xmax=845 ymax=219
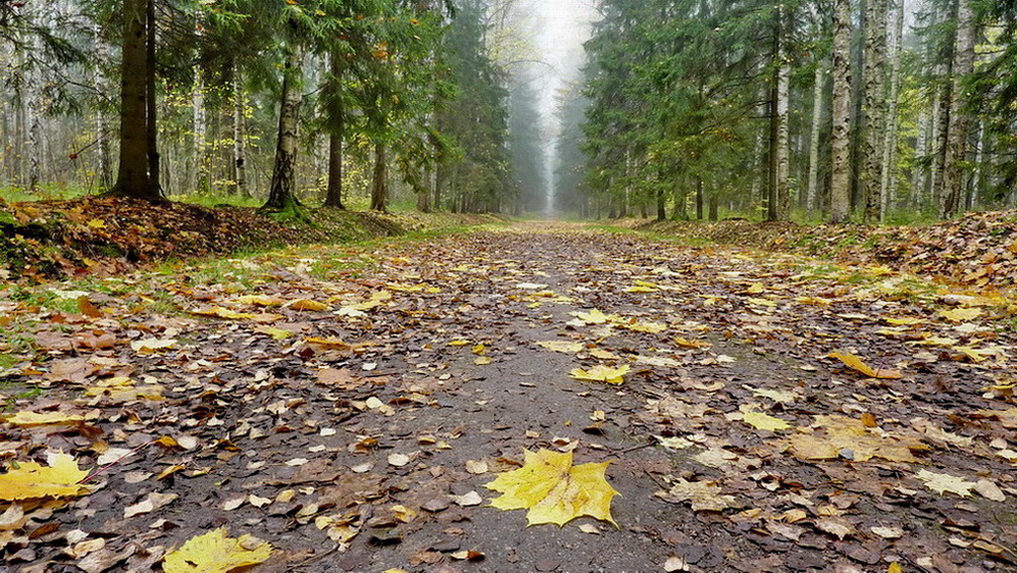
xmin=806 ymin=61 xmax=825 ymax=213
xmin=696 ymin=177 xmax=704 ymax=220
xmin=145 ymin=0 xmax=160 ymax=196
xmin=232 ymin=68 xmax=249 ymax=198
xmin=879 ymin=0 xmax=905 ymax=220
xmin=941 ymin=0 xmax=975 ymax=218
xmin=370 ymin=142 xmax=388 ymax=212
xmin=263 ymin=39 xmax=305 ymax=214
xmin=861 ymin=0 xmax=888 ymax=223
xmin=708 ymin=194 xmax=719 ymax=221
xmin=829 ymin=0 xmax=853 ymax=223
xmin=323 ymin=54 xmax=345 ymax=208
xmin=191 ymin=19 xmax=207 ymax=195
xmin=111 ymin=0 xmax=160 ymax=201
xmin=656 ymin=186 xmax=666 ymax=221
xmin=768 ymin=6 xmax=791 ymax=222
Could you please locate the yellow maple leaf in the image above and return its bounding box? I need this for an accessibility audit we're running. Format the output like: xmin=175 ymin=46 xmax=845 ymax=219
xmin=827 ymin=351 xmax=903 ymax=379
xmin=485 ymin=449 xmax=619 ymax=527
xmin=0 ymin=452 xmax=89 ymax=501
xmin=888 ymin=563 xmax=903 ymax=573
xmin=254 ymin=326 xmax=295 ymax=340
xmin=938 ymin=307 xmax=982 ymax=322
xmin=285 ymin=298 xmax=330 ymax=311
xmin=537 ymin=340 xmax=584 ymax=353
xmin=570 ymin=309 xmax=615 ymax=324
xmin=4 ymin=411 xmax=85 ymax=426
xmin=163 ymin=528 xmax=273 ymax=573
xmin=620 ymin=321 xmax=667 ymax=334
xmin=234 ymin=295 xmax=284 ymax=307
xmin=743 ymin=412 xmax=792 ymax=431
xmin=569 ymin=364 xmax=631 ymax=385
xmin=916 ymin=469 xmax=976 ymax=497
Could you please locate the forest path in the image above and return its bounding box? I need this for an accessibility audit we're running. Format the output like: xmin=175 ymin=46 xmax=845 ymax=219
xmin=4 ymin=221 xmax=1016 ymax=573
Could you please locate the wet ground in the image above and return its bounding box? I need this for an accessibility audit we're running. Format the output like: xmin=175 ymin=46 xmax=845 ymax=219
xmin=2 ymin=222 xmax=1016 ymax=572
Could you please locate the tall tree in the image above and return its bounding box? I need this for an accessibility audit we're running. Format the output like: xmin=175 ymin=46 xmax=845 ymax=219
xmin=830 ymin=0 xmax=853 ymax=222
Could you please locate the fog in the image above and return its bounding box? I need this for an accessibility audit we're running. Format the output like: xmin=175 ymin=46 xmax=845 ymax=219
xmin=504 ymin=0 xmax=598 ymax=214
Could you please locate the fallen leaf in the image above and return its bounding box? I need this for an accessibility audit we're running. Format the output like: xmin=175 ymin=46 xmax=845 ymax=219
xmin=485 ymin=449 xmax=619 ymax=527
xmin=0 ymin=452 xmax=89 ymax=501
xmin=827 ymin=351 xmax=903 ymax=379
xmin=916 ymin=469 xmax=976 ymax=497
xmin=538 ymin=340 xmax=584 ymax=353
xmin=569 ymin=364 xmax=631 ymax=385
xmin=162 ymin=528 xmax=272 ymax=573
xmin=743 ymin=412 xmax=792 ymax=431
xmin=3 ymin=411 xmax=85 ymax=426
xmin=656 ymin=478 xmax=737 ymax=512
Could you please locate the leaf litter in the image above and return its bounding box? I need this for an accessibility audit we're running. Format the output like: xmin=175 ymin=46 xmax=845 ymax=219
xmin=2 ymin=221 xmax=1016 ymax=571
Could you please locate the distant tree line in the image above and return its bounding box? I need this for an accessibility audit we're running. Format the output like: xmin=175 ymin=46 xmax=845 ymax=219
xmin=0 ymin=0 xmax=542 ymax=216
xmin=559 ymin=0 xmax=1017 ymax=223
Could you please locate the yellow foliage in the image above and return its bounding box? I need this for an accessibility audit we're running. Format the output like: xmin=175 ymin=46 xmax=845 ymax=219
xmin=569 ymin=364 xmax=630 ymax=385
xmin=285 ymin=298 xmax=330 ymax=311
xmin=4 ymin=411 xmax=84 ymax=426
xmin=743 ymin=412 xmax=792 ymax=431
xmin=827 ymin=351 xmax=903 ymax=379
xmin=485 ymin=449 xmax=619 ymax=527
xmin=0 ymin=452 xmax=89 ymax=501
xmin=788 ymin=415 xmax=925 ymax=463
xmin=190 ymin=306 xmax=258 ymax=320
xmin=163 ymin=528 xmax=273 ymax=573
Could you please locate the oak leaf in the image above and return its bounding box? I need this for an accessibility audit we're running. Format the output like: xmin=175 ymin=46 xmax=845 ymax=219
xmin=162 ymin=528 xmax=272 ymax=573
xmin=0 ymin=452 xmax=89 ymax=501
xmin=485 ymin=449 xmax=619 ymax=527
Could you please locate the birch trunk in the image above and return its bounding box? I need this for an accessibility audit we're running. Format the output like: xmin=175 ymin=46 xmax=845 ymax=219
xmin=879 ymin=0 xmax=905 ymax=220
xmin=829 ymin=0 xmax=853 ymax=223
xmin=232 ymin=69 xmax=249 ymax=198
xmin=806 ymin=62 xmax=825 ymax=213
xmin=862 ymin=0 xmax=888 ymax=222
xmin=263 ymin=40 xmax=305 ymax=213
xmin=768 ymin=5 xmax=791 ymax=222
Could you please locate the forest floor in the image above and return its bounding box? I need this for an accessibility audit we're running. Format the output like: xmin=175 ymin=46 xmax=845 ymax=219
xmin=2 ymin=221 xmax=1017 ymax=573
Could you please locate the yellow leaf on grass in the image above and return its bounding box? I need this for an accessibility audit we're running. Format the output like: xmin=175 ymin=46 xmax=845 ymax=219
xmin=938 ymin=308 xmax=982 ymax=322
xmin=0 ymin=452 xmax=89 ymax=501
xmin=285 ymin=298 xmax=330 ymax=311
xmin=569 ymin=364 xmax=631 ymax=385
xmin=743 ymin=412 xmax=792 ymax=431
xmin=537 ymin=340 xmax=584 ymax=354
xmin=827 ymin=351 xmax=903 ymax=379
xmin=163 ymin=528 xmax=273 ymax=573
xmin=4 ymin=411 xmax=85 ymax=426
xmin=485 ymin=449 xmax=619 ymax=527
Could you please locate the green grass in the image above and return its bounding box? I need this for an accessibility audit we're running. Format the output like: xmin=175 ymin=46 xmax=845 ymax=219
xmin=1 ymin=184 xmax=93 ymax=203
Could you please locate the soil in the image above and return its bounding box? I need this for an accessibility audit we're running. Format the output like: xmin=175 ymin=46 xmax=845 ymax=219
xmin=2 ymin=222 xmax=1016 ymax=573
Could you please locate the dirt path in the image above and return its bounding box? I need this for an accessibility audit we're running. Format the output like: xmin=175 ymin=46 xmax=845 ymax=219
xmin=3 ymin=222 xmax=1016 ymax=573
